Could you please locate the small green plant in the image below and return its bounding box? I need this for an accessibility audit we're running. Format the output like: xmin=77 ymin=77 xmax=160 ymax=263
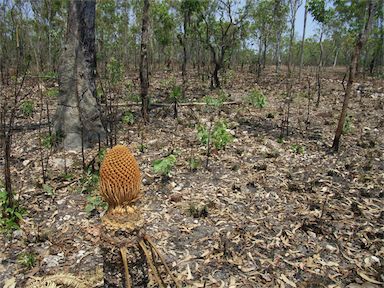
xmin=138 ymin=143 xmax=147 ymax=153
xmin=291 ymin=144 xmax=305 ymax=154
xmin=0 ymin=186 xmax=25 ymax=233
xmin=212 ymin=121 xmax=233 ymax=150
xmin=122 ymin=111 xmax=134 ymax=125
xmin=20 ymin=100 xmax=34 ymax=117
xmin=153 ymin=154 xmax=177 ymax=176
xmin=41 ymin=134 xmax=54 ymax=149
xmin=247 ymin=89 xmax=267 ymax=108
xmin=197 ymin=121 xmax=233 ymax=150
xmin=188 ymin=203 xmax=208 ymax=218
xmin=42 ymin=184 xmax=55 ymax=197
xmin=342 ymin=115 xmax=353 ymax=134
xmin=39 ymin=71 xmax=58 ymax=79
xmin=188 ymin=157 xmax=200 ymax=171
xmin=41 ymin=132 xmax=63 ymax=149
xmin=17 ymin=252 xmax=36 ymax=269
xmin=46 ymin=87 xmax=59 ymax=97
xmin=168 ymin=84 xmax=182 ymax=102
xmin=159 ymin=77 xmax=176 ymax=90
xmin=79 ymin=171 xmax=99 ymax=194
xmin=204 ymin=91 xmax=228 ymax=108
xmin=85 ymin=194 xmax=107 ymax=214
xmin=107 ymin=57 xmax=123 ymax=85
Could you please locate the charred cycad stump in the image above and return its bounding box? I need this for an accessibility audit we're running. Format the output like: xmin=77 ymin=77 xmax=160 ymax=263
xmin=101 ymin=207 xmax=148 ymax=288
xmin=99 ymin=145 xmax=180 ymax=288
xmin=99 ymin=145 xmax=147 ymax=287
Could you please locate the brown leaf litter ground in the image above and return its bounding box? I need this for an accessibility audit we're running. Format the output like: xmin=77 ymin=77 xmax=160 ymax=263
xmin=0 ymin=68 xmax=383 ymax=287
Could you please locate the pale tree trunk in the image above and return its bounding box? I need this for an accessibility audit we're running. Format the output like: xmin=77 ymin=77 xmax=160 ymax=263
xmin=298 ymin=0 xmax=307 ymax=81
xmin=316 ymin=29 xmax=324 ymax=107
xmin=281 ymin=0 xmax=299 ymax=137
xmin=332 ymin=0 xmax=376 ymax=151
xmin=55 ymin=0 xmax=105 ymax=149
xmin=140 ymin=0 xmax=150 ymax=123
xmin=333 ymin=48 xmax=339 ymax=67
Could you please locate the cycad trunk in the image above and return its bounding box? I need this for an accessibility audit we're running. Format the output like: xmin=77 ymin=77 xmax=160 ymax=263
xmin=55 ymin=0 xmax=105 ymax=149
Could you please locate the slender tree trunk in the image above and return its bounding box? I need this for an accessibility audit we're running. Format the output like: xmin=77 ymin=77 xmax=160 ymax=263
xmin=316 ymin=29 xmax=324 ymax=107
xmin=333 ymin=48 xmax=339 ymax=67
xmin=299 ymin=0 xmax=307 ymax=81
xmin=181 ymin=11 xmax=189 ymax=98
xmin=262 ymin=37 xmax=267 ymax=69
xmin=332 ymin=0 xmax=376 ymax=151
xmin=140 ymin=0 xmax=150 ymax=123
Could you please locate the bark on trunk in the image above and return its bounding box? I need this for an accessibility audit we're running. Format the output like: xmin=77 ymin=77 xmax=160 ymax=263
xmin=332 ymin=1 xmax=376 ymax=151
xmin=55 ymin=0 xmax=105 ymax=149
xmin=140 ymin=0 xmax=150 ymax=123
xmin=298 ymin=1 xmax=307 ymax=81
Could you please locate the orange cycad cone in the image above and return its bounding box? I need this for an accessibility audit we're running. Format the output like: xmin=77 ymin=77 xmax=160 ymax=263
xmin=99 ymin=145 xmax=141 ymax=209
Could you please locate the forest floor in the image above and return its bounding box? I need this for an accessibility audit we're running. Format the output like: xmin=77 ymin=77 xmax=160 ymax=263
xmin=0 ymin=67 xmax=383 ymax=287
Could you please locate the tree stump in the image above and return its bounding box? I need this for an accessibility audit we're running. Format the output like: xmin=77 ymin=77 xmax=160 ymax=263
xmin=100 ymin=207 xmax=148 ymax=288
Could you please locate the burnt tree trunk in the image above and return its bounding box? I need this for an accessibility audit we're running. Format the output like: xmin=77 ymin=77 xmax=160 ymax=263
xmin=55 ymin=0 xmax=105 ymax=149
xmin=140 ymin=0 xmax=150 ymax=124
xmin=332 ymin=0 xmax=376 ymax=151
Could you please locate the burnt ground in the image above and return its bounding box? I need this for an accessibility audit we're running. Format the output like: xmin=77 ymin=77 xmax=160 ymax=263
xmin=0 ymin=67 xmax=383 ymax=287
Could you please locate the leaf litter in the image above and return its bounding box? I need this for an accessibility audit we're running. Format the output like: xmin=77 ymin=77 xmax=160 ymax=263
xmin=0 ymin=68 xmax=383 ymax=287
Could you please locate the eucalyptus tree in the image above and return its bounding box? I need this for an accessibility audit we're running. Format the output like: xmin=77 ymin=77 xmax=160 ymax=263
xmin=176 ymin=0 xmax=202 ymax=97
xmin=201 ymin=0 xmax=250 ymax=89
xmin=55 ymin=0 xmax=105 ymax=149
xmin=272 ymin=0 xmax=289 ymax=74
xmin=151 ymin=0 xmax=176 ymax=69
xmin=307 ymin=0 xmax=332 ymax=107
xmin=332 ymin=0 xmax=377 ymax=151
xmin=251 ymin=0 xmax=275 ymax=78
xmin=29 ymin=0 xmax=66 ymax=72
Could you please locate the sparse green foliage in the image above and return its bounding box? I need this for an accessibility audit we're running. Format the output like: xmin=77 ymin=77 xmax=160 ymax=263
xmin=342 ymin=115 xmax=353 ymax=134
xmin=0 ymin=186 xmax=25 ymax=233
xmin=169 ymin=85 xmax=182 ymax=102
xmin=247 ymin=89 xmax=267 ymax=108
xmin=17 ymin=252 xmax=36 ymax=269
xmin=42 ymin=184 xmax=55 ymax=197
xmin=79 ymin=171 xmax=99 ymax=194
xmin=85 ymin=194 xmax=107 ymax=214
xmin=204 ymin=91 xmax=228 ymax=108
xmin=20 ymin=100 xmax=34 ymax=117
xmin=139 ymin=143 xmax=147 ymax=153
xmin=188 ymin=157 xmax=200 ymax=171
xmin=291 ymin=144 xmax=305 ymax=154
xmin=107 ymin=57 xmax=123 ymax=85
xmin=46 ymin=87 xmax=59 ymax=98
xmin=153 ymin=154 xmax=177 ymax=176
xmin=197 ymin=121 xmax=233 ymax=150
xmin=122 ymin=111 xmax=134 ymax=125
xmin=188 ymin=203 xmax=208 ymax=218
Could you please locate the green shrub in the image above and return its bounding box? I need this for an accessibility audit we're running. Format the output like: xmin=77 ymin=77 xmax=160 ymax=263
xmin=153 ymin=154 xmax=177 ymax=176
xmin=0 ymin=186 xmax=25 ymax=233
xmin=46 ymin=87 xmax=59 ymax=97
xmin=17 ymin=252 xmax=36 ymax=269
xmin=291 ymin=144 xmax=305 ymax=154
xmin=85 ymin=194 xmax=107 ymax=214
xmin=189 ymin=157 xmax=200 ymax=171
xmin=122 ymin=111 xmax=134 ymax=125
xmin=20 ymin=100 xmax=34 ymax=117
xmin=247 ymin=89 xmax=267 ymax=108
xmin=342 ymin=115 xmax=353 ymax=134
xmin=197 ymin=121 xmax=233 ymax=150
